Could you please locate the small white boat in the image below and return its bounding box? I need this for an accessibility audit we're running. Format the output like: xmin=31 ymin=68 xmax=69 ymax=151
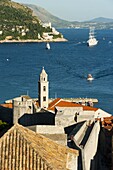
xmin=87 ymin=74 xmax=94 ymax=81
xmin=46 ymin=42 xmax=50 ymax=50
xmin=87 ymin=27 xmax=98 ymax=47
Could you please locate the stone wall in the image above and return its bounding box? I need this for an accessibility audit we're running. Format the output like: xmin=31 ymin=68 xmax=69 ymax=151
xmin=27 ymin=125 xmax=67 ymax=145
xmin=55 ymin=107 xmax=83 ymax=127
xmin=55 ymin=107 xmax=98 ymax=127
xmin=77 ymin=111 xmax=95 ymax=122
xmin=13 ymin=99 xmax=33 ymax=124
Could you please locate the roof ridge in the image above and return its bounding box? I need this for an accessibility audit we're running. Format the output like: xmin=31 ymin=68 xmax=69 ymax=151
xmin=0 ymin=123 xmax=54 ymax=169
xmin=48 ymin=98 xmax=62 ymax=109
xmin=82 ymin=105 xmax=98 ymax=111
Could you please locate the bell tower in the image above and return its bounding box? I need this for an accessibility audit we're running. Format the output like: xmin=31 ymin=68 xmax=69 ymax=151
xmin=38 ymin=67 xmax=49 ymax=109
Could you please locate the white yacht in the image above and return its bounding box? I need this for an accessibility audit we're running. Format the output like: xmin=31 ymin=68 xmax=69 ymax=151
xmin=46 ymin=42 xmax=50 ymax=50
xmin=87 ymin=74 xmax=94 ymax=81
xmin=87 ymin=27 xmax=98 ymax=47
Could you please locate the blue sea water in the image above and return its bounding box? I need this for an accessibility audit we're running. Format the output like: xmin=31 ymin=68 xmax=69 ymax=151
xmin=0 ymin=29 xmax=113 ymax=114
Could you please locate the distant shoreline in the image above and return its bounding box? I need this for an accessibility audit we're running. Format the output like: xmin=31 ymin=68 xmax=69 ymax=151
xmin=0 ymin=38 xmax=68 ymax=43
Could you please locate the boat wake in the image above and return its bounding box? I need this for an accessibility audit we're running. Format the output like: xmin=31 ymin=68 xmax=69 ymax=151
xmin=55 ymin=58 xmax=113 ymax=81
xmin=75 ymin=42 xmax=82 ymax=45
xmin=71 ymin=67 xmax=113 ymax=80
xmin=94 ymin=67 xmax=113 ymax=79
xmin=55 ymin=59 xmax=85 ymax=79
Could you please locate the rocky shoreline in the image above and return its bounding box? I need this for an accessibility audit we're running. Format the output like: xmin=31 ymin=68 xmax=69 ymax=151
xmin=0 ymin=38 xmax=68 ymax=43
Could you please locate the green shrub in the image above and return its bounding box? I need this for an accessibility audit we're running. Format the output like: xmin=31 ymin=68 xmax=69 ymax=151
xmin=0 ymin=120 xmax=8 ymax=130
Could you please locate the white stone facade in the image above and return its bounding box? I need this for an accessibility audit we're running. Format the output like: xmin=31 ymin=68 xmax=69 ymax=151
xmin=55 ymin=105 xmax=112 ymax=127
xmin=27 ymin=125 xmax=67 ymax=146
xmin=38 ymin=67 xmax=49 ymax=109
xmin=94 ymin=108 xmax=111 ymax=118
xmin=13 ymin=96 xmax=34 ymax=124
xmin=55 ymin=107 xmax=82 ymax=127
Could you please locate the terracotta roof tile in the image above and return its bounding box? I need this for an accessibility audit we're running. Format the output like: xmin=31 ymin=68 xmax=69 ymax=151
xmin=48 ymin=98 xmax=61 ymax=110
xmin=101 ymin=116 xmax=113 ymax=130
xmin=82 ymin=105 xmax=98 ymax=111
xmin=48 ymin=98 xmax=98 ymax=112
xmin=104 ymin=120 xmax=112 ymax=124
xmin=55 ymin=101 xmax=82 ymax=107
xmin=104 ymin=116 xmax=113 ymax=120
xmin=0 ymin=103 xmax=13 ymax=109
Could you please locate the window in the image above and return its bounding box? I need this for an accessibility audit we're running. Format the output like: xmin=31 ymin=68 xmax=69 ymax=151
xmin=44 ymin=78 xmax=45 ymax=81
xmin=43 ymin=96 xmax=46 ymax=101
xmin=43 ymin=86 xmax=46 ymax=91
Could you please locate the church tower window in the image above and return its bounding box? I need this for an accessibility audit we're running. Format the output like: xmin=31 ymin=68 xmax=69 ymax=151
xmin=43 ymin=96 xmax=46 ymax=101
xmin=43 ymin=86 xmax=46 ymax=91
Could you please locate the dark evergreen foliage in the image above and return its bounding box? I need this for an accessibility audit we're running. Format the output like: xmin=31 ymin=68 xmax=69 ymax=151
xmin=0 ymin=0 xmax=58 ymax=40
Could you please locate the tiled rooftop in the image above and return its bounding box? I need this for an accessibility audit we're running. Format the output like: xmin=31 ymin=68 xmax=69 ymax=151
xmin=48 ymin=98 xmax=61 ymax=110
xmin=0 ymin=98 xmax=98 ymax=112
xmin=0 ymin=123 xmax=79 ymax=170
xmin=0 ymin=103 xmax=13 ymax=109
xmin=82 ymin=105 xmax=98 ymax=111
xmin=101 ymin=116 xmax=113 ymax=130
xmin=48 ymin=98 xmax=98 ymax=112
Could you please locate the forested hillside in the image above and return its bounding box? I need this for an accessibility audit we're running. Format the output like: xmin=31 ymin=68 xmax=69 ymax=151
xmin=0 ymin=0 xmax=62 ymax=41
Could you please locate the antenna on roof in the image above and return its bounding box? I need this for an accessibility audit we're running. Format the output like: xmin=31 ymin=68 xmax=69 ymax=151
xmin=55 ymin=92 xmax=57 ymax=99
xmin=27 ymin=90 xmax=29 ymax=96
